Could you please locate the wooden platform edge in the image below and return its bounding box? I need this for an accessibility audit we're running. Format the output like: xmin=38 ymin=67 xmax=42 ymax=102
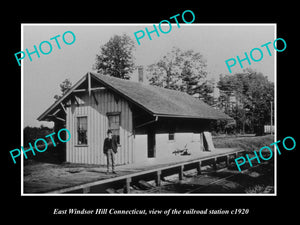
xmin=46 ymin=148 xmax=245 ymax=194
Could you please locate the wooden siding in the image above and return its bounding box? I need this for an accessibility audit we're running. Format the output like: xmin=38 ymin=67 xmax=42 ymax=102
xmin=66 ymin=89 xmax=133 ymax=165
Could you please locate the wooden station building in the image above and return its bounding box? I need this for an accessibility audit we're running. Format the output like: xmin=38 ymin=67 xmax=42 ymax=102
xmin=37 ymin=71 xmax=231 ymax=166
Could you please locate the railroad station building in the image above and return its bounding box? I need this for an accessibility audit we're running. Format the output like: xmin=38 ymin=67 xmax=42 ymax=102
xmin=37 ymin=71 xmax=231 ymax=166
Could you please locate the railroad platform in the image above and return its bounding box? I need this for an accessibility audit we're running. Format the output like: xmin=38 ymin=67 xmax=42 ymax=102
xmin=23 ymin=148 xmax=244 ymax=194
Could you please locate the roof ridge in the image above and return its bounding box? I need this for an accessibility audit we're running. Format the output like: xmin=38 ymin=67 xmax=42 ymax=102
xmin=38 ymin=72 xmax=231 ymax=121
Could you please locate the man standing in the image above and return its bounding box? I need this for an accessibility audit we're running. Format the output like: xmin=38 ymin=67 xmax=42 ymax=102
xmin=103 ymin=129 xmax=118 ymax=174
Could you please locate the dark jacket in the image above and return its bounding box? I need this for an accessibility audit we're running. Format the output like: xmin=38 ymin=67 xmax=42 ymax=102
xmin=103 ymin=136 xmax=118 ymax=154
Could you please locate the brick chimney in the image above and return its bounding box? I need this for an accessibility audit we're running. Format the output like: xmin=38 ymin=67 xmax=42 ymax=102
xmin=138 ymin=66 xmax=144 ymax=83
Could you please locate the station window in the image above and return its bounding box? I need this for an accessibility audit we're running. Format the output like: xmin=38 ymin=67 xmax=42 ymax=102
xmin=107 ymin=113 xmax=120 ymax=144
xmin=168 ymin=133 xmax=175 ymax=141
xmin=77 ymin=116 xmax=88 ymax=145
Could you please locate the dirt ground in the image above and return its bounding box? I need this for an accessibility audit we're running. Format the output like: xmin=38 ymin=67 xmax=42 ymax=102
xmin=24 ymin=159 xmax=152 ymax=193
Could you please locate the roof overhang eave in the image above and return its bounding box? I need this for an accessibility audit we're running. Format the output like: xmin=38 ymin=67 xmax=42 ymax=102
xmin=37 ymin=74 xmax=89 ymax=121
xmin=153 ymin=113 xmax=232 ymax=120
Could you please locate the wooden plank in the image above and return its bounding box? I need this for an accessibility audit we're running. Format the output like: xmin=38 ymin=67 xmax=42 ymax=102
xmin=88 ymin=100 xmax=93 ymax=164
xmin=179 ymin=165 xmax=184 ymax=180
xmin=155 ymin=171 xmax=161 ymax=186
xmin=66 ymin=105 xmax=69 ymax=163
xmin=88 ymin=72 xmax=91 ymax=96
xmin=72 ymin=87 xmax=105 ymax=92
xmin=106 ymin=188 xmax=117 ymax=193
xmin=199 ymin=133 xmax=204 ymax=151
xmin=52 ymin=108 xmax=61 ymax=115
xmin=72 ymin=87 xmax=105 ymax=93
xmin=94 ymin=91 xmax=100 ymax=165
xmin=129 ymin=105 xmax=133 ymax=164
xmin=73 ymin=89 xmax=87 ymax=93
xmin=91 ymin=87 xmax=106 ymax=91
xmin=234 ymin=152 xmax=238 ymax=159
xmin=69 ymin=103 xmax=73 ymax=163
xmin=60 ymin=103 xmax=66 ymax=114
xmin=196 ymin=161 xmax=202 ymax=175
xmin=92 ymin=91 xmax=98 ymax=105
xmin=48 ymin=114 xmax=65 ymax=122
xmin=125 ymin=177 xmax=131 ymax=193
xmin=55 ymin=116 xmax=65 ymax=122
xmin=83 ymin=187 xmax=90 ymax=193
xmin=213 ymin=157 xmax=217 ymax=170
xmin=73 ymin=95 xmax=80 ymax=106
xmin=226 ymin=155 xmax=230 ymax=167
xmin=138 ymin=180 xmax=154 ymax=190
xmin=203 ymin=131 xmax=215 ymax=151
xmin=48 ymin=149 xmax=245 ymax=193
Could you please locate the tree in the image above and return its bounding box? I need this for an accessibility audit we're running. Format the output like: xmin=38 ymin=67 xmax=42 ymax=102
xmin=54 ymin=78 xmax=72 ymax=101
xmin=217 ymin=69 xmax=274 ymax=134
xmin=24 ymin=125 xmax=53 ymax=145
xmin=147 ymin=47 xmax=213 ymax=104
xmin=93 ymin=34 xmax=135 ymax=79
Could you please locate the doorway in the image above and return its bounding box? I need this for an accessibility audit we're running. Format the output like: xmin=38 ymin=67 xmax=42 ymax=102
xmin=147 ymin=130 xmax=156 ymax=158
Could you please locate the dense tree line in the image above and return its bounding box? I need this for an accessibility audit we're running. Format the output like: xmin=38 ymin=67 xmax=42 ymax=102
xmin=24 ymin=125 xmax=53 ymax=145
xmin=217 ymin=69 xmax=274 ymax=134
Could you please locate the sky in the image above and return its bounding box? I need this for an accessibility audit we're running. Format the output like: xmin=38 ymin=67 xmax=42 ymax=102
xmin=23 ymin=24 xmax=275 ymax=128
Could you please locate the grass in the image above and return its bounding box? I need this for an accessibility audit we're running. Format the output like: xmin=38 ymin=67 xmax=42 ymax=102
xmin=213 ymin=135 xmax=274 ymax=153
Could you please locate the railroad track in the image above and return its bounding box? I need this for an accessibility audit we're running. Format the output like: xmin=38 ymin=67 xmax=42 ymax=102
xmin=46 ymin=149 xmax=274 ymax=194
xmin=133 ymin=161 xmax=270 ymax=194
xmin=186 ymin=165 xmax=262 ymax=193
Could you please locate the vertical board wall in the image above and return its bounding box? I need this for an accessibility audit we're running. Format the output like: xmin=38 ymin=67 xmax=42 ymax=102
xmin=66 ymin=89 xmax=133 ymax=165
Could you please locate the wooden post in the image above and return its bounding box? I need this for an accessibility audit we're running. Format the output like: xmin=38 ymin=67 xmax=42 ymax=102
xmin=83 ymin=187 xmax=90 ymax=193
xmin=92 ymin=91 xmax=98 ymax=105
xmin=60 ymin=103 xmax=66 ymax=114
xmin=155 ymin=171 xmax=161 ymax=186
xmin=200 ymin=133 xmax=204 ymax=151
xmin=179 ymin=165 xmax=184 ymax=180
xmin=226 ymin=155 xmax=230 ymax=167
xmin=125 ymin=177 xmax=131 ymax=193
xmin=73 ymin=95 xmax=80 ymax=106
xmin=196 ymin=161 xmax=202 ymax=175
xmin=88 ymin=72 xmax=91 ymax=96
xmin=213 ymin=157 xmax=217 ymax=170
xmin=271 ymin=101 xmax=273 ymax=135
xmin=147 ymin=125 xmax=156 ymax=158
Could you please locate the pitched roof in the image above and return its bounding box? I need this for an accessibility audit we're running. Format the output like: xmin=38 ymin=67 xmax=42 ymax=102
xmin=38 ymin=72 xmax=231 ymax=121
xmin=91 ymin=72 xmax=231 ymax=120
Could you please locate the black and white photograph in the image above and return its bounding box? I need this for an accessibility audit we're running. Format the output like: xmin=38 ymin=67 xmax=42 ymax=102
xmin=22 ymin=24 xmax=276 ymax=195
xmin=4 ymin=4 xmax=298 ymax=220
